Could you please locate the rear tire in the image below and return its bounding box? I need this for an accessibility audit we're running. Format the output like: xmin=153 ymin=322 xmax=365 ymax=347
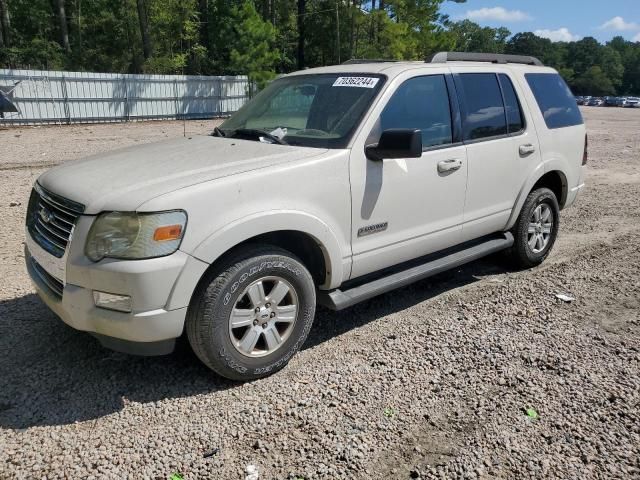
xmin=508 ymin=187 xmax=560 ymax=268
xmin=186 ymin=245 xmax=316 ymax=381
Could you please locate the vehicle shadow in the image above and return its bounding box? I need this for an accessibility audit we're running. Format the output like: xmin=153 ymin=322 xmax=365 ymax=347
xmin=0 ymin=295 xmax=234 ymax=430
xmin=0 ymin=256 xmax=511 ymax=429
xmin=304 ymin=255 xmax=511 ymax=350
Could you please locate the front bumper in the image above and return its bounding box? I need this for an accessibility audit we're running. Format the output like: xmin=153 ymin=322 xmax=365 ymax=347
xmin=24 ymin=216 xmax=209 ymax=355
xmin=25 ymin=244 xmax=188 ymax=354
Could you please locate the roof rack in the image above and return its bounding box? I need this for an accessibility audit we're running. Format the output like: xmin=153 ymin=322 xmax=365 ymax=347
xmin=341 ymin=59 xmax=397 ymax=65
xmin=426 ymin=52 xmax=544 ymax=67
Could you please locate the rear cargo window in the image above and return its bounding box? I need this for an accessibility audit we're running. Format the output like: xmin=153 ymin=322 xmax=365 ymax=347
xmin=525 ymin=73 xmax=583 ymax=129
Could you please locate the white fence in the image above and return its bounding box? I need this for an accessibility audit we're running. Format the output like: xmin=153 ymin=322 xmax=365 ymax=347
xmin=0 ymin=69 xmax=250 ymax=125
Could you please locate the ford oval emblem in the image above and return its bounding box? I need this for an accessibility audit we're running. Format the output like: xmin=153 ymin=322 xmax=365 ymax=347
xmin=39 ymin=206 xmax=54 ymax=224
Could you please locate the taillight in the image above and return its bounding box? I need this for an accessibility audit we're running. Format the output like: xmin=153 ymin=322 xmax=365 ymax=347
xmin=582 ymin=134 xmax=588 ymax=165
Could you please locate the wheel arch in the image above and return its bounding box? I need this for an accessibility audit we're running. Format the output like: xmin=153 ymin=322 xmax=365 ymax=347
xmin=506 ymin=168 xmax=568 ymax=231
xmin=532 ymin=170 xmax=568 ymax=208
xmin=215 ymin=230 xmax=329 ymax=286
xmin=192 ymin=211 xmax=345 ymax=289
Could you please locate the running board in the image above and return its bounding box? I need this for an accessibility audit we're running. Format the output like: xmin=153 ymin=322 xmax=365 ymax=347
xmin=318 ymin=232 xmax=514 ymax=311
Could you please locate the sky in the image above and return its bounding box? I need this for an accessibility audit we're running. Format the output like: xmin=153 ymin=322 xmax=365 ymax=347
xmin=439 ymin=0 xmax=640 ymax=43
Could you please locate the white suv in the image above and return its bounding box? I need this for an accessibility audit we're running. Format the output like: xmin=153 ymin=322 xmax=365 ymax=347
xmin=25 ymin=52 xmax=587 ymax=380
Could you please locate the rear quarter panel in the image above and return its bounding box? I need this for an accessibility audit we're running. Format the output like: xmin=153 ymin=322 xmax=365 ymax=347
xmin=514 ymin=68 xmax=586 ymax=192
xmin=505 ymin=68 xmax=586 ymax=229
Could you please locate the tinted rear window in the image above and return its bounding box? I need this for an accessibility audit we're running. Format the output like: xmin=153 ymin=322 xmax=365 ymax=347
xmin=458 ymin=73 xmax=507 ymax=141
xmin=525 ymin=73 xmax=583 ymax=129
xmin=498 ymin=74 xmax=524 ymax=133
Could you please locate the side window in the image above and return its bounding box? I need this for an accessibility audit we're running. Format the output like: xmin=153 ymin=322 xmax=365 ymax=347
xmin=498 ymin=74 xmax=524 ymax=133
xmin=459 ymin=73 xmax=507 ymax=141
xmin=525 ymin=73 xmax=583 ymax=129
xmin=379 ymin=75 xmax=453 ymax=149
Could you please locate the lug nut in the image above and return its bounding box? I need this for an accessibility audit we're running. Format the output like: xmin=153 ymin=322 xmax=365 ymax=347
xmin=270 ymin=312 xmax=276 ymax=318
xmin=253 ymin=320 xmax=258 ymax=326
xmin=262 ymin=323 xmax=268 ymax=329
xmin=265 ymin=303 xmax=271 ymax=308
xmin=254 ymin=307 xmax=260 ymax=313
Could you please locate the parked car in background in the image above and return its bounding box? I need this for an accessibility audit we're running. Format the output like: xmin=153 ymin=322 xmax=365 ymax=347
xmin=587 ymin=97 xmax=604 ymax=106
xmin=625 ymin=97 xmax=640 ymax=108
xmin=604 ymin=96 xmax=618 ymax=107
xmin=575 ymin=96 xmax=585 ymax=105
xmin=603 ymin=96 xmax=628 ymax=107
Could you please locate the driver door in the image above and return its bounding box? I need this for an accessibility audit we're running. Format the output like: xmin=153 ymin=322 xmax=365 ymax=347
xmin=349 ymin=72 xmax=468 ymax=279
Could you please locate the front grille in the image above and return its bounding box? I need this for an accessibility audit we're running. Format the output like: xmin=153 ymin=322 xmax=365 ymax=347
xmin=28 ymin=254 xmax=64 ymax=299
xmin=26 ymin=184 xmax=85 ymax=258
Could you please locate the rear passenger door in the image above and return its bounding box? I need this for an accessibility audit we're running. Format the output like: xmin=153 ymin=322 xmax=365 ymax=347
xmin=451 ymin=70 xmax=542 ymax=242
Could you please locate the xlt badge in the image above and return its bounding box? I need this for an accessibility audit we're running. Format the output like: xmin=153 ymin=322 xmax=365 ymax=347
xmin=358 ymin=222 xmax=388 ymax=237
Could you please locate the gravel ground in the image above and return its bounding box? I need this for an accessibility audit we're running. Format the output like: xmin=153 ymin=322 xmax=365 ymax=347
xmin=0 ymin=109 xmax=639 ymax=479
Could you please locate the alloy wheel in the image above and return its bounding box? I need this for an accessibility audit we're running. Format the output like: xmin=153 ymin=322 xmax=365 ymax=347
xmin=527 ymin=203 xmax=554 ymax=254
xmin=228 ymin=276 xmax=298 ymax=357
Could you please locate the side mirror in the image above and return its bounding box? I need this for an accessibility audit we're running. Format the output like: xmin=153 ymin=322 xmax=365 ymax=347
xmin=365 ymin=129 xmax=422 ymax=161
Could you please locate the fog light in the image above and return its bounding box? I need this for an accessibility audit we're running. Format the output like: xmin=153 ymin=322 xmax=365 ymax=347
xmin=93 ymin=291 xmax=132 ymax=313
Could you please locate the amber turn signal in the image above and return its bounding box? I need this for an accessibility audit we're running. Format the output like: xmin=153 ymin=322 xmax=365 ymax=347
xmin=153 ymin=224 xmax=183 ymax=242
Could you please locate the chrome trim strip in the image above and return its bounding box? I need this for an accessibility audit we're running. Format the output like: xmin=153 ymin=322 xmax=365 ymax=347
xmin=34 ymin=182 xmax=85 ymax=215
xmin=33 ymin=222 xmax=66 ymax=250
xmin=30 ymin=256 xmax=64 ymax=299
xmin=35 ymin=217 xmax=69 ymax=243
xmin=27 ymin=184 xmax=85 ymax=259
xmin=49 ymin=212 xmax=74 ymax=229
xmin=25 ymin=228 xmax=67 ymax=283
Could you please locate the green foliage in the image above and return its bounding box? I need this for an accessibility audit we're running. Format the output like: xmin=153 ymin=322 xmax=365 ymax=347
xmin=383 ymin=406 xmax=396 ymax=418
xmin=1 ymin=0 xmax=639 ymax=96
xmin=68 ymin=0 xmax=142 ymax=73
xmin=143 ymin=0 xmax=201 ymax=74
xmin=525 ymin=408 xmax=539 ymax=420
xmin=506 ymin=32 xmax=561 ymax=65
xmin=354 ymin=11 xmax=417 ymax=60
xmin=2 ymin=39 xmax=65 ymax=70
xmin=228 ymin=2 xmax=279 ymax=89
xmin=447 ymin=20 xmax=510 ymax=54
xmin=573 ymin=66 xmax=616 ymax=96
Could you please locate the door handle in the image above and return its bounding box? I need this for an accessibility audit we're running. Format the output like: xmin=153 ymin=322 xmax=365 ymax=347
xmin=519 ymin=144 xmax=536 ymax=155
xmin=437 ymin=159 xmax=462 ymax=173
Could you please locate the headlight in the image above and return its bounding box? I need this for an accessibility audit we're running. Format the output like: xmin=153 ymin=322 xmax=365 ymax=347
xmin=85 ymin=211 xmax=187 ymax=262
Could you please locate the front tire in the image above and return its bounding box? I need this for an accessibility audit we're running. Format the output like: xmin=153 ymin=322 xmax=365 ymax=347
xmin=508 ymin=187 xmax=560 ymax=268
xmin=186 ymin=245 xmax=316 ymax=381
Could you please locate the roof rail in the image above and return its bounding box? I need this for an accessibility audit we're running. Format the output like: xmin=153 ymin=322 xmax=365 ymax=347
xmin=426 ymin=52 xmax=544 ymax=67
xmin=341 ymin=59 xmax=397 ymax=65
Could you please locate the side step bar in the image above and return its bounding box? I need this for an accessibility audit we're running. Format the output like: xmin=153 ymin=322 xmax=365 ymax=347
xmin=317 ymin=232 xmax=514 ymax=311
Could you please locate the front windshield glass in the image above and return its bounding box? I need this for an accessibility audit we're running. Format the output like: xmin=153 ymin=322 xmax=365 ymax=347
xmin=218 ymin=74 xmax=385 ymax=148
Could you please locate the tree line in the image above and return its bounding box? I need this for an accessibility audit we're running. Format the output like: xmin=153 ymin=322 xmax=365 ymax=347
xmin=0 ymin=0 xmax=638 ymax=95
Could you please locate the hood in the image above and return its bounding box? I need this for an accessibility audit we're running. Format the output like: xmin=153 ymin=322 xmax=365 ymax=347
xmin=38 ymin=136 xmax=327 ymax=214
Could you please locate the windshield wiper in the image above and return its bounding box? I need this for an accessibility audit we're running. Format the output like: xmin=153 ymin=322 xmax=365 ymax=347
xmin=230 ymin=128 xmax=288 ymax=145
xmin=211 ymin=126 xmax=226 ymax=137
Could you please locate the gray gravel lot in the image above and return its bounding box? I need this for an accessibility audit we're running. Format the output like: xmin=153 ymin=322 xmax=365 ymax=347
xmin=0 ymin=109 xmax=639 ymax=479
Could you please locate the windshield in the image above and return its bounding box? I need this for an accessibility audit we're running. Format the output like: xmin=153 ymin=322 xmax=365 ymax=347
xmin=218 ymin=74 xmax=386 ymax=148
